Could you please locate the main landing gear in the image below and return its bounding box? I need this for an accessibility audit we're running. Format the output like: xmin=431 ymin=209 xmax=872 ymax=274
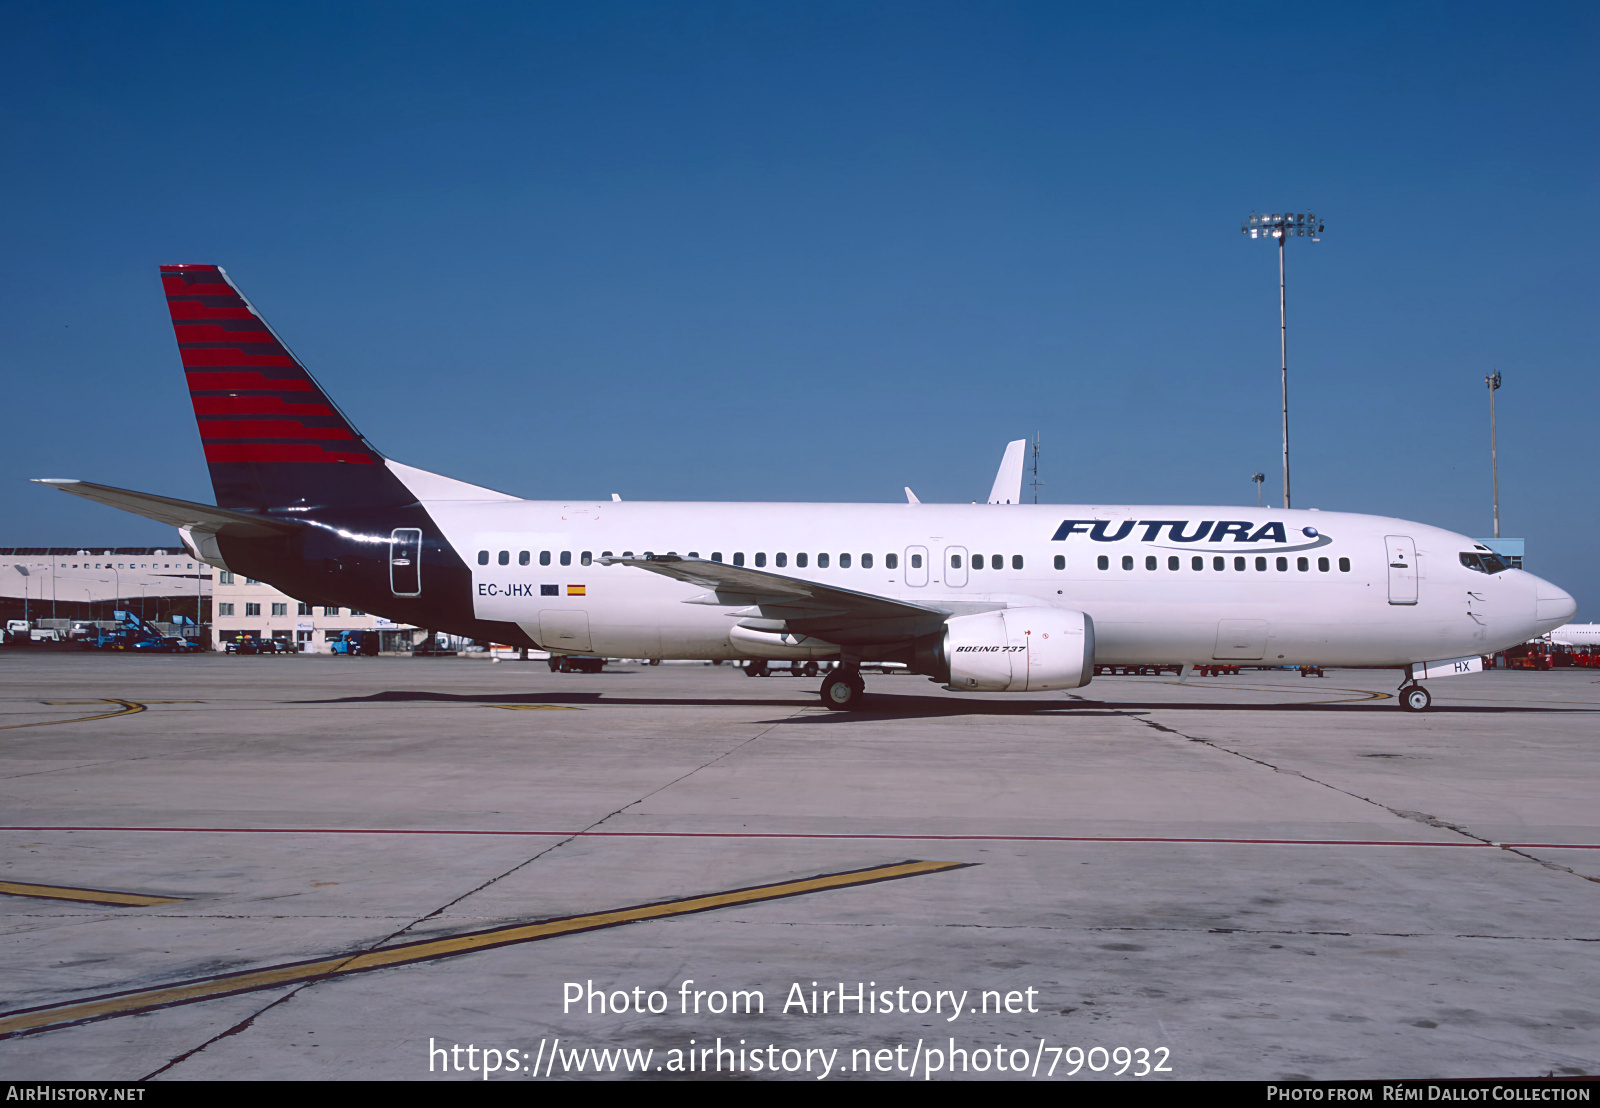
xmin=820 ymin=665 xmax=866 ymax=711
xmin=1398 ymin=683 xmax=1432 ymax=712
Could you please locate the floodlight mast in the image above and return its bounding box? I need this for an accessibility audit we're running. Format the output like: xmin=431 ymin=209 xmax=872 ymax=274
xmin=1242 ymin=211 xmax=1324 ymax=509
xmin=1486 ymin=370 xmax=1502 ymax=539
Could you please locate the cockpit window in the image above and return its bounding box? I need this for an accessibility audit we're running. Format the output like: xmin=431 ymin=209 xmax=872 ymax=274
xmin=1460 ymin=551 xmax=1507 ymax=574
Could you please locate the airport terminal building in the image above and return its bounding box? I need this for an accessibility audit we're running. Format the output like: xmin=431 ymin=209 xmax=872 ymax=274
xmin=0 ymin=547 xmax=209 ymax=624
xmin=211 ymin=572 xmax=420 ymax=653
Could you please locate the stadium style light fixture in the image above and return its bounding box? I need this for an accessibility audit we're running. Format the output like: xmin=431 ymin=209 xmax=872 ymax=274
xmin=1486 ymin=369 xmax=1502 ymax=539
xmin=1242 ymin=211 xmax=1324 ymax=509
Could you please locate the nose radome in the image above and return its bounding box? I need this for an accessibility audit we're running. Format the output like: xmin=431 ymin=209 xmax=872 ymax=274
xmin=1533 ymin=577 xmax=1578 ymax=634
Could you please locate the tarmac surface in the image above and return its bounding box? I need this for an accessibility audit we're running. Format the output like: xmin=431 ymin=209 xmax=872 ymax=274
xmin=1 ymin=653 xmax=1597 ymax=1081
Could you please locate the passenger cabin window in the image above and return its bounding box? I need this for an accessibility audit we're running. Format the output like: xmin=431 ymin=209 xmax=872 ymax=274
xmin=1255 ymin=556 xmax=1267 ymax=571
xmin=840 ymin=553 xmax=851 ymax=568
xmin=1234 ymin=556 xmax=1246 ymax=571
xmin=1145 ymin=555 xmax=1157 ymax=570
xmin=476 ymin=553 xmax=487 ymax=566
xmin=1191 ymin=556 xmax=1203 ymax=571
xmin=949 ymin=554 xmax=960 ymax=569
xmin=797 ymin=553 xmax=809 ymax=568
xmin=1318 ymin=557 xmax=1329 ymax=572
xmin=1168 ymin=556 xmax=1179 ymax=571
xmin=1013 ymin=555 xmax=1023 ymax=570
xmin=991 ymin=554 xmax=1002 ymax=570
xmin=1213 ymin=556 xmax=1225 ymax=571
xmin=539 ymin=551 xmax=551 ymax=566
xmin=776 ymin=553 xmax=787 ymax=568
xmin=755 ymin=553 xmax=766 ymax=567
xmin=498 ymin=550 xmax=510 ymax=566
xmin=581 ymin=552 xmax=592 ymax=566
xmin=1338 ymin=557 xmax=1351 ymax=572
xmin=886 ymin=553 xmax=898 ymax=570
xmin=1054 ymin=555 xmax=1066 ymax=570
xmin=908 ymin=553 xmax=919 ymax=569
xmin=819 ymin=553 xmax=830 ymax=568
xmin=1097 ymin=555 xmax=1109 ymax=570
xmin=1121 ymin=555 xmax=1134 ymax=570
xmin=733 ymin=552 xmax=745 ymax=566
xmin=1277 ymin=557 xmax=1288 ymax=571
xmin=560 ymin=551 xmax=572 ymax=566
xmin=711 ymin=552 xmax=722 ymax=562
xmin=970 ymin=555 xmax=981 ymax=571
xmin=862 ymin=553 xmax=873 ymax=569
xmin=518 ymin=551 xmax=530 ymax=565
xmin=1297 ymin=557 xmax=1308 ymax=571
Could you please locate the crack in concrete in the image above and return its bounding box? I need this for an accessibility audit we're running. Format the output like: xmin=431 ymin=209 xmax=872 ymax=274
xmin=140 ymin=711 xmax=804 ymax=1079
xmin=1066 ymin=695 xmax=1600 ymax=888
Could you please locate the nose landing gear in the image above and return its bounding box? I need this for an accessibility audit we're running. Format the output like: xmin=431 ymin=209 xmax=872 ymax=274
xmin=1399 ymin=683 xmax=1432 ymax=712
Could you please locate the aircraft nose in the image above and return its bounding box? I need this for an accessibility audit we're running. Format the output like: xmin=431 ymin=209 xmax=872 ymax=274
xmin=1532 ymin=577 xmax=1577 ymax=634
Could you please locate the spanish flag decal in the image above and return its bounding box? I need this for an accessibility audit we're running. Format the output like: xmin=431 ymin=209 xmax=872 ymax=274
xmin=567 ymin=585 xmax=586 ymax=596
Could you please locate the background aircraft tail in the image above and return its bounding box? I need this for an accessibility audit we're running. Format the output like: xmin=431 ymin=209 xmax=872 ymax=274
xmin=161 ymin=264 xmax=415 ymax=510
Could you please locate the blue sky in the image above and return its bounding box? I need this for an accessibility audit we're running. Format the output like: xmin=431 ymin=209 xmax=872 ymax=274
xmin=3 ymin=1 xmax=1595 ymax=611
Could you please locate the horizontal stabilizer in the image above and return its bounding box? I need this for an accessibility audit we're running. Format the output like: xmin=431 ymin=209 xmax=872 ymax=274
xmin=31 ymin=479 xmax=300 ymax=537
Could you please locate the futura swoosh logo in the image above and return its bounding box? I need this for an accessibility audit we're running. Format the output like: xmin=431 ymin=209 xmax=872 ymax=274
xmin=1148 ymin=534 xmax=1333 ymax=554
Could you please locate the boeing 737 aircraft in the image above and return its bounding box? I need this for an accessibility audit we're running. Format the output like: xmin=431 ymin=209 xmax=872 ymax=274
xmin=36 ymin=266 xmax=1577 ymax=711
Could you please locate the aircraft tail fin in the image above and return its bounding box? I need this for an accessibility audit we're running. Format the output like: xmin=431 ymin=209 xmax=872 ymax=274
xmin=987 ymin=439 xmax=1027 ymax=504
xmin=161 ymin=264 xmax=413 ymax=510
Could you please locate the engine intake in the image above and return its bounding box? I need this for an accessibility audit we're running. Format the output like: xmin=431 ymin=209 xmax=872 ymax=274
xmin=944 ymin=607 xmax=1094 ymax=691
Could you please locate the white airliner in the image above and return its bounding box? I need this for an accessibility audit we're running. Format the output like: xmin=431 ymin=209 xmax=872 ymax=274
xmin=1544 ymin=624 xmax=1599 ymax=648
xmin=35 ymin=266 xmax=1577 ymax=713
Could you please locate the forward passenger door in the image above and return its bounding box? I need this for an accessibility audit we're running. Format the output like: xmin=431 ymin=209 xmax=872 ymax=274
xmin=1385 ymin=535 xmax=1418 ymax=605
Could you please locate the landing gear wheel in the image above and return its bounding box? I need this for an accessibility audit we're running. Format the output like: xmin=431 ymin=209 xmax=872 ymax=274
xmin=548 ymin=657 xmax=561 ymax=672
xmin=802 ymin=660 xmax=819 ymax=678
xmin=820 ymin=672 xmax=866 ymax=711
xmin=1400 ymin=684 xmax=1432 ymax=712
xmin=744 ymin=661 xmax=767 ymax=678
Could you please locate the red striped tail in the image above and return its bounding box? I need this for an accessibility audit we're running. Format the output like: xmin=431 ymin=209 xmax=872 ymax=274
xmin=161 ymin=265 xmax=404 ymax=509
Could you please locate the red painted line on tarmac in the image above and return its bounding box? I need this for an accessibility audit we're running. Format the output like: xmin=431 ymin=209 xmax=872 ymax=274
xmin=7 ymin=825 xmax=1593 ymax=849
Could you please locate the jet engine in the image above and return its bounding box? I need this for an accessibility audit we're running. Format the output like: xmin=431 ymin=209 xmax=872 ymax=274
xmin=944 ymin=607 xmax=1094 ymax=691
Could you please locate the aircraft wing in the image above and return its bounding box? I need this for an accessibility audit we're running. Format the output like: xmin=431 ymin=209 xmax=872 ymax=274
xmin=31 ymin=479 xmax=300 ymax=537
xmin=602 ymin=554 xmax=950 ymax=645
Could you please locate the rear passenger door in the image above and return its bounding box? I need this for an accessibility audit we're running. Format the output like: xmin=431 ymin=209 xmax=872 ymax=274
xmin=390 ymin=528 xmax=422 ymax=597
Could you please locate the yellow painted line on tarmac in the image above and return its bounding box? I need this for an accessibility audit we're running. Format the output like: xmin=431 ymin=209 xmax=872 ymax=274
xmin=0 ymin=700 xmax=146 ymax=731
xmin=1159 ymin=682 xmax=1392 ymax=704
xmin=488 ymin=704 xmax=582 ymax=711
xmin=0 ymin=859 xmax=968 ymax=1039
xmin=0 ymin=880 xmax=186 ymax=907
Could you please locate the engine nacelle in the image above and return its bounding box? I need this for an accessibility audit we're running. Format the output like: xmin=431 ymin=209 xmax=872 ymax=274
xmin=944 ymin=607 xmax=1094 ymax=691
xmin=728 ymin=624 xmax=839 ymax=659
